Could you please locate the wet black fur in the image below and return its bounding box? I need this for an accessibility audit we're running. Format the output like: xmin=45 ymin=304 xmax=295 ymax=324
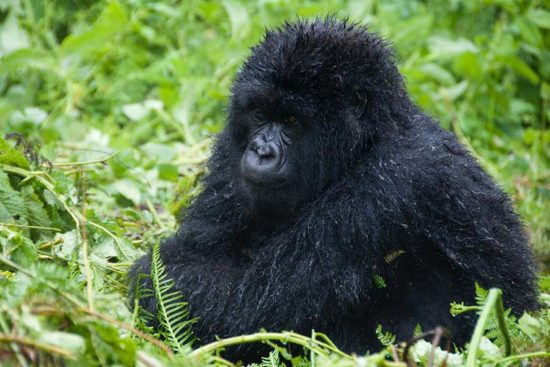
xmin=129 ymin=19 xmax=538 ymax=361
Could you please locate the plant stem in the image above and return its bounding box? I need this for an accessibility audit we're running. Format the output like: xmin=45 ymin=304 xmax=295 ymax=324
xmin=465 ymin=288 xmax=511 ymax=367
xmin=494 ymin=289 xmax=511 ymax=356
xmin=189 ymin=331 xmax=351 ymax=359
xmin=51 ymin=152 xmax=118 ymax=166
xmin=497 ymin=351 xmax=550 ymax=364
xmin=0 ymin=333 xmax=73 ymax=359
xmin=0 ymin=222 xmax=61 ymax=231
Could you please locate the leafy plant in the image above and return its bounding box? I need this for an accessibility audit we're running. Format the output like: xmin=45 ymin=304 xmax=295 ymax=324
xmin=375 ymin=324 xmax=396 ymax=347
xmin=148 ymin=241 xmax=196 ymax=353
xmin=0 ymin=0 xmax=548 ymax=365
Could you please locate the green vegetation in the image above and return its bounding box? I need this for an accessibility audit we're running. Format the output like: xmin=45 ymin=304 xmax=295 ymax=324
xmin=0 ymin=0 xmax=548 ymax=366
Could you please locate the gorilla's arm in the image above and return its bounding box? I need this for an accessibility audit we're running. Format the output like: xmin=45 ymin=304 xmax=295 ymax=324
xmin=410 ymin=128 xmax=538 ymax=311
xmin=130 ymin=171 xmax=399 ymax=340
xmin=128 ymin=180 xmax=243 ymax=321
xmin=226 ymin=194 xmax=379 ymax=333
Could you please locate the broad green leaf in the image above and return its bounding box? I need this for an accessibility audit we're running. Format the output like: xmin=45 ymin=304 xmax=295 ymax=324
xmin=428 ymin=37 xmax=478 ymax=59
xmin=142 ymin=143 xmax=176 ymax=162
xmin=51 ymin=170 xmax=75 ymax=197
xmin=418 ymin=63 xmax=455 ymax=85
xmin=112 ymin=178 xmax=142 ymax=205
xmin=158 ymin=163 xmax=179 ymax=182
xmin=0 ymin=11 xmax=29 ymax=55
xmin=0 ymin=49 xmax=54 ymax=74
xmin=122 ymin=103 xmax=150 ymax=121
xmin=0 ymin=170 xmax=28 ymax=223
xmin=515 ymin=16 xmax=544 ymax=47
xmin=440 ymin=80 xmax=469 ymax=101
xmin=479 ymin=337 xmax=502 ymax=359
xmin=223 ymin=0 xmax=249 ymax=39
xmin=518 ymin=312 xmax=542 ymax=337
xmin=8 ymin=231 xmax=37 ymax=263
xmin=53 ymin=230 xmax=80 ymax=259
xmin=122 ymin=100 xmax=163 ymax=121
xmin=527 ymin=8 xmax=550 ymax=29
xmin=38 ymin=331 xmax=85 ymax=355
xmin=21 ymin=185 xmax=51 ymax=229
xmin=0 ymin=200 xmax=11 ymax=222
xmin=60 ymin=1 xmax=129 ymax=56
xmin=498 ymin=55 xmax=539 ymax=84
xmin=0 ymin=137 xmax=30 ymax=168
xmin=453 ymin=51 xmax=482 ymax=79
xmin=392 ymin=14 xmax=433 ymax=47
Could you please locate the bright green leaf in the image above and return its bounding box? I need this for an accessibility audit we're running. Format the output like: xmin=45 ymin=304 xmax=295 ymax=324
xmin=0 ymin=137 xmax=30 ymax=168
xmin=527 ymin=8 xmax=550 ymax=29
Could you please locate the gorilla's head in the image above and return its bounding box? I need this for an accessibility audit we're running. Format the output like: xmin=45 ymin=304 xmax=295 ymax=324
xmin=223 ymin=18 xmax=409 ymax=216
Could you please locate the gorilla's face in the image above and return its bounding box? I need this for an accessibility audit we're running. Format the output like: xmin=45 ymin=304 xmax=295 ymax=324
xmin=230 ymin=87 xmax=310 ymax=202
xmin=228 ymin=81 xmax=361 ymax=217
xmin=224 ymin=20 xmax=390 ymax=216
xmin=240 ymin=109 xmax=300 ymax=188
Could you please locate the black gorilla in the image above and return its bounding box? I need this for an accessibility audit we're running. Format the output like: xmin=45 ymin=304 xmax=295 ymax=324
xmin=130 ymin=19 xmax=537 ymax=360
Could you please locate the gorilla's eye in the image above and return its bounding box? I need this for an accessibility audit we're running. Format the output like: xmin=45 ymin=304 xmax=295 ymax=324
xmin=252 ymin=109 xmax=265 ymax=120
xmin=250 ymin=109 xmax=268 ymax=127
xmin=284 ymin=116 xmax=298 ymax=126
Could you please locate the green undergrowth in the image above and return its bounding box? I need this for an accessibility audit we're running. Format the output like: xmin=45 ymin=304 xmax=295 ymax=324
xmin=0 ymin=0 xmax=549 ymax=366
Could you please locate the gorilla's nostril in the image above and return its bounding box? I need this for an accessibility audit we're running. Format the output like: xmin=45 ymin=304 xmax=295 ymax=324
xmin=257 ymin=144 xmax=275 ymax=158
xmin=250 ymin=138 xmax=262 ymax=152
xmin=250 ymin=139 xmax=276 ymax=160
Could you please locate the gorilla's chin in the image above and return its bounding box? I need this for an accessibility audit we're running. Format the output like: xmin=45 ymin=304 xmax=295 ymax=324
xmin=240 ymin=159 xmax=289 ymax=188
xmin=242 ymin=173 xmax=287 ymax=188
xmin=238 ymin=177 xmax=299 ymax=219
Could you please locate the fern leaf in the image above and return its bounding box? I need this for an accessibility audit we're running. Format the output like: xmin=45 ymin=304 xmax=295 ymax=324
xmin=413 ymin=323 xmax=423 ymax=337
xmin=375 ymin=324 xmax=396 ymax=346
xmin=150 ymin=241 xmax=196 ymax=353
xmin=384 ymin=250 xmax=406 ymax=264
xmin=475 ymin=283 xmax=489 ymax=305
xmin=373 ymin=274 xmax=387 ymax=289
xmin=249 ymin=350 xmax=284 ymax=367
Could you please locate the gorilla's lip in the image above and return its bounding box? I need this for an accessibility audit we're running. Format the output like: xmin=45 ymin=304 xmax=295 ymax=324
xmin=240 ymin=159 xmax=289 ymax=188
xmin=241 ymin=170 xmax=289 ymax=189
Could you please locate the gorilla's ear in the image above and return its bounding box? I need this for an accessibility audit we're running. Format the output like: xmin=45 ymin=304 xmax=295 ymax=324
xmin=352 ymin=89 xmax=369 ymax=118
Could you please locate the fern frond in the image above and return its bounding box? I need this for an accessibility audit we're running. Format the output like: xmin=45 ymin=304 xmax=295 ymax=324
xmin=249 ymin=350 xmax=284 ymax=367
xmin=373 ymin=274 xmax=387 ymax=289
xmin=375 ymin=324 xmax=396 ymax=346
xmin=150 ymin=241 xmax=196 ymax=353
xmin=450 ymin=301 xmax=480 ymax=316
xmin=473 ymin=285 xmax=523 ymax=348
xmin=383 ymin=250 xmax=406 ymax=264
xmin=475 ymin=283 xmax=489 ymax=305
xmin=131 ymin=272 xmax=155 ymax=334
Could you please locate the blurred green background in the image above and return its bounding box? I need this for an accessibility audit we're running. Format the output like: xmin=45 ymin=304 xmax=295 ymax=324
xmin=0 ymin=0 xmax=549 ymax=365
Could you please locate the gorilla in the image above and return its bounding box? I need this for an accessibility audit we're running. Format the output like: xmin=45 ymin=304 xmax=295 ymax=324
xmin=130 ymin=18 xmax=537 ymax=361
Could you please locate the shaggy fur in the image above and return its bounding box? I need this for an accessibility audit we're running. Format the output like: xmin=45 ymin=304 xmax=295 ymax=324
xmin=129 ymin=19 xmax=538 ymax=361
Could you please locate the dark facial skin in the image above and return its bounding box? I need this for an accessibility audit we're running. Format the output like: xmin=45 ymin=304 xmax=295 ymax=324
xmin=234 ymin=103 xmax=308 ymax=218
xmin=240 ymin=112 xmax=297 ymax=188
xmin=229 ymin=82 xmax=362 ymax=218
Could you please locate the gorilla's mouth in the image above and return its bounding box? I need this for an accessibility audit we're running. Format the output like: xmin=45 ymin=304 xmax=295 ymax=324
xmin=240 ymin=153 xmax=289 ymax=188
xmin=241 ymin=169 xmax=288 ymax=188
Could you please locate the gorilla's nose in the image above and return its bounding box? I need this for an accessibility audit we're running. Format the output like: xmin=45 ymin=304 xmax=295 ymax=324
xmin=241 ymin=137 xmax=284 ymax=185
xmin=250 ymin=137 xmax=276 ymax=159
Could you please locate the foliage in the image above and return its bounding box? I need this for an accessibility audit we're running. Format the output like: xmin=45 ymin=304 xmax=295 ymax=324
xmin=375 ymin=325 xmax=396 ymax=347
xmin=145 ymin=241 xmax=196 ymax=353
xmin=0 ymin=0 xmax=548 ymax=366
